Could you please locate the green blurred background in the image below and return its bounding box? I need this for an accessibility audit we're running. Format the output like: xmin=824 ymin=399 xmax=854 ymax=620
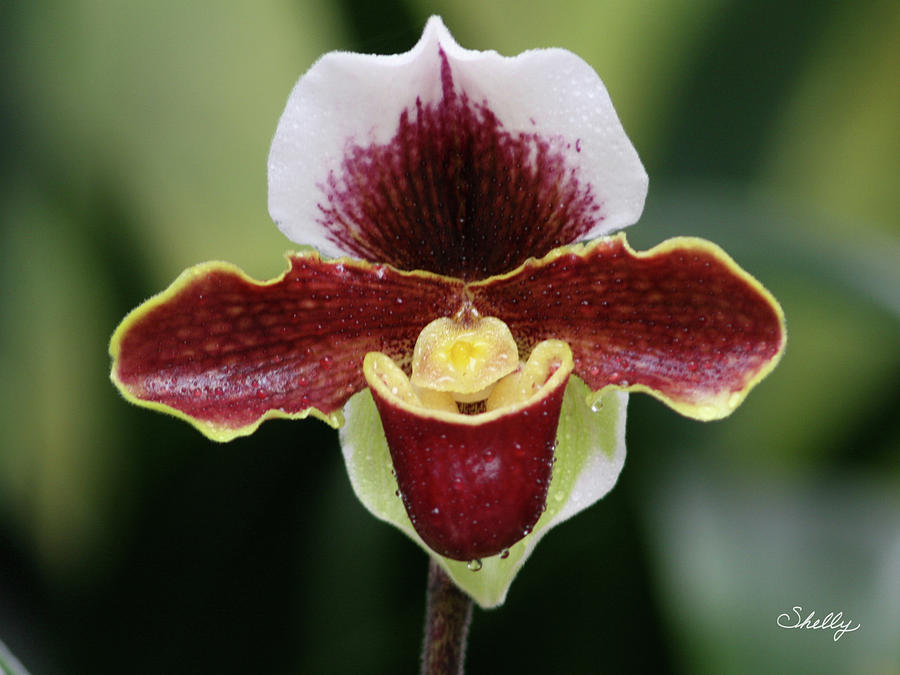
xmin=1 ymin=0 xmax=898 ymax=672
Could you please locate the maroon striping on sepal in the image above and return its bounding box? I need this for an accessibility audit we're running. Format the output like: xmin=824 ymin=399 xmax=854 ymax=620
xmin=471 ymin=238 xmax=784 ymax=406
xmin=371 ymin=374 xmax=570 ymax=561
xmin=114 ymin=256 xmax=465 ymax=431
xmin=318 ymin=48 xmax=602 ymax=280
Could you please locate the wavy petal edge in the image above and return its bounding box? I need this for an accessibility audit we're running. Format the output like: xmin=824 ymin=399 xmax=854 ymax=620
xmin=109 ymin=254 xmax=343 ymax=442
xmin=593 ymin=236 xmax=785 ymax=420
xmin=472 ymin=232 xmax=787 ymax=421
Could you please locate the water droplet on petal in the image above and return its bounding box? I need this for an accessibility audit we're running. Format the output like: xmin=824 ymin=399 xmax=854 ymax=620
xmin=590 ymin=400 xmax=604 ymax=412
xmin=467 ymin=559 xmax=483 ymax=572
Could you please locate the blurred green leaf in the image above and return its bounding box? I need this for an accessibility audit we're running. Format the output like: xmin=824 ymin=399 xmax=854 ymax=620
xmin=760 ymin=0 xmax=900 ymax=238
xmin=0 ymin=637 xmax=30 ymax=675
xmin=17 ymin=0 xmax=345 ymax=282
xmin=644 ymin=458 xmax=900 ymax=675
xmin=0 ymin=183 xmax=125 ymax=581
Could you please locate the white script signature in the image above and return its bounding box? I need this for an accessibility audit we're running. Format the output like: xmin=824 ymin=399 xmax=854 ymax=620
xmin=776 ymin=606 xmax=860 ymax=641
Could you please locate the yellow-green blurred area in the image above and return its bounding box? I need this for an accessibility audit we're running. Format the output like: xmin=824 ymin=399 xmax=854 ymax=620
xmin=1 ymin=0 xmax=898 ymax=672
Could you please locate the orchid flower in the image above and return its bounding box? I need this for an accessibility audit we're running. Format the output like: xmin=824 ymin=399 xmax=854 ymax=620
xmin=109 ymin=17 xmax=785 ymax=608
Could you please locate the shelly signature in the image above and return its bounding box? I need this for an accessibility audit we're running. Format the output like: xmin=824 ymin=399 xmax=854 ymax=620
xmin=776 ymin=606 xmax=860 ymax=641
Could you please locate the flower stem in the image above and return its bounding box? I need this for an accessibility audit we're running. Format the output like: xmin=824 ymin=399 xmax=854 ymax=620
xmin=421 ymin=558 xmax=473 ymax=675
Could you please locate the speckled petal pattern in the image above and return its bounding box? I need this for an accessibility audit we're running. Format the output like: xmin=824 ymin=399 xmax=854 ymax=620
xmin=110 ymin=254 xmax=464 ymax=441
xmin=471 ymin=235 xmax=786 ymax=419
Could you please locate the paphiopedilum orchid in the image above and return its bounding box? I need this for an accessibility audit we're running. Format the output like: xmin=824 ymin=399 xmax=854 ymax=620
xmin=109 ymin=17 xmax=784 ymax=608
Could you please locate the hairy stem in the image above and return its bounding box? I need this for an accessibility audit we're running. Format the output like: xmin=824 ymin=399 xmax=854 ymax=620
xmin=420 ymin=558 xmax=474 ymax=675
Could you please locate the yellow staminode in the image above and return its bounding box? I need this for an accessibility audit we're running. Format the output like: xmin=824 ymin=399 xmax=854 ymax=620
xmin=485 ymin=341 xmax=570 ymax=412
xmin=411 ymin=316 xmax=519 ymax=399
xmin=364 ymin=338 xmax=573 ymax=421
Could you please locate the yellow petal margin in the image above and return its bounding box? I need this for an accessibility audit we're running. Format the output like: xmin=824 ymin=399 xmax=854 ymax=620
xmin=471 ymin=233 xmax=786 ymax=421
xmin=110 ymin=258 xmax=340 ymax=442
xmin=109 ymin=251 xmax=467 ymax=441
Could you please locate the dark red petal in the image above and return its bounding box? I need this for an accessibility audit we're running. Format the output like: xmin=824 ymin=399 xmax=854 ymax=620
xmin=470 ymin=235 xmax=786 ymax=419
xmin=368 ymin=369 xmax=570 ymax=561
xmin=317 ymin=49 xmax=601 ymax=280
xmin=110 ymin=254 xmax=465 ymax=440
